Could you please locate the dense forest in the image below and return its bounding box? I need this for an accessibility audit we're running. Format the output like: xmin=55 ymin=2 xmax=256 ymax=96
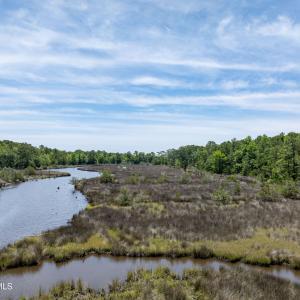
xmin=0 ymin=132 xmax=299 ymax=181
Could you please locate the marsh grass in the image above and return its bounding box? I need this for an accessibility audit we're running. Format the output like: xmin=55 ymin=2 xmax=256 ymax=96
xmin=27 ymin=266 xmax=300 ymax=300
xmin=0 ymin=168 xmax=70 ymax=187
xmin=2 ymin=165 xmax=300 ymax=272
xmin=2 ymin=225 xmax=300 ymax=271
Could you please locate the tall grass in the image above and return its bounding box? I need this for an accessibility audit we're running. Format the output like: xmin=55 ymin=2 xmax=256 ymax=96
xmin=28 ymin=266 xmax=300 ymax=300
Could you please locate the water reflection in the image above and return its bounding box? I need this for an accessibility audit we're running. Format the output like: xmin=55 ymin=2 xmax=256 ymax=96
xmin=0 ymin=168 xmax=98 ymax=248
xmin=0 ymin=256 xmax=300 ymax=300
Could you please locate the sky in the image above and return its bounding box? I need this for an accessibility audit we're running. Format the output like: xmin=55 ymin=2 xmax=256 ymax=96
xmin=0 ymin=0 xmax=300 ymax=152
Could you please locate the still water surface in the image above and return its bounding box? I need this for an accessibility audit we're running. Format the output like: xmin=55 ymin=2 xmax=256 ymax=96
xmin=0 ymin=255 xmax=300 ymax=299
xmin=0 ymin=168 xmax=98 ymax=248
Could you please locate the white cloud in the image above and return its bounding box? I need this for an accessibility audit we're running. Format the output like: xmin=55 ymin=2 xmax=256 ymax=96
xmin=260 ymin=77 xmax=298 ymax=88
xmin=1 ymin=83 xmax=300 ymax=114
xmin=0 ymin=1 xmax=300 ymax=151
xmin=148 ymin=0 xmax=220 ymax=13
xmin=256 ymin=16 xmax=300 ymax=42
xmin=215 ymin=17 xmax=238 ymax=50
xmin=130 ymin=76 xmax=182 ymax=87
xmin=1 ymin=8 xmax=299 ymax=75
xmin=220 ymin=80 xmax=249 ymax=90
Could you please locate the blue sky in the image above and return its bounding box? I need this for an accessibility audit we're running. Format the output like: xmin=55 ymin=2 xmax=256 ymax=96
xmin=0 ymin=0 xmax=300 ymax=151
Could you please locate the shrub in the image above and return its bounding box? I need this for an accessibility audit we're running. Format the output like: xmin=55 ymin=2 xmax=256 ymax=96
xmin=280 ymin=181 xmax=299 ymax=199
xmin=192 ymin=246 xmax=213 ymax=259
xmin=133 ymin=191 xmax=150 ymax=203
xmin=160 ymin=282 xmax=188 ymax=300
xmin=126 ymin=174 xmax=140 ymax=184
xmin=157 ymin=172 xmax=168 ymax=183
xmin=24 ymin=166 xmax=36 ymax=176
xmin=234 ymin=181 xmax=241 ymax=195
xmin=199 ymin=171 xmax=214 ymax=184
xmin=116 ymin=188 xmax=132 ymax=206
xmin=100 ymin=170 xmax=114 ymax=183
xmin=109 ymin=279 xmax=123 ymax=293
xmin=179 ymin=173 xmax=191 ymax=184
xmin=227 ymin=175 xmax=238 ymax=182
xmin=259 ymin=182 xmax=281 ymax=202
xmin=212 ymin=188 xmax=232 ymax=204
xmin=0 ymin=167 xmax=25 ymax=183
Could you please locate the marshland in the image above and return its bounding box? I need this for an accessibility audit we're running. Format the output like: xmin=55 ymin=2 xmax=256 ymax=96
xmin=0 ymin=133 xmax=300 ymax=299
xmin=19 ymin=266 xmax=300 ymax=300
xmin=2 ymin=0 xmax=300 ymax=298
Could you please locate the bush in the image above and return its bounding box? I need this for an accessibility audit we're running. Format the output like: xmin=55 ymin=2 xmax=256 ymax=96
xmin=280 ymin=181 xmax=299 ymax=199
xmin=116 ymin=188 xmax=132 ymax=206
xmin=24 ymin=166 xmax=36 ymax=176
xmin=234 ymin=181 xmax=241 ymax=195
xmin=179 ymin=173 xmax=191 ymax=184
xmin=199 ymin=171 xmax=214 ymax=184
xmin=126 ymin=174 xmax=140 ymax=184
xmin=259 ymin=182 xmax=281 ymax=202
xmin=157 ymin=172 xmax=168 ymax=183
xmin=227 ymin=175 xmax=238 ymax=182
xmin=192 ymin=246 xmax=213 ymax=259
xmin=109 ymin=279 xmax=123 ymax=293
xmin=100 ymin=170 xmax=114 ymax=183
xmin=160 ymin=282 xmax=188 ymax=300
xmin=0 ymin=167 xmax=25 ymax=183
xmin=133 ymin=191 xmax=150 ymax=203
xmin=212 ymin=188 xmax=232 ymax=204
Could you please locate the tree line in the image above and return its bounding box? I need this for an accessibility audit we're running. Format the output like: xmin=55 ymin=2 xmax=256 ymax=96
xmin=0 ymin=132 xmax=299 ymax=181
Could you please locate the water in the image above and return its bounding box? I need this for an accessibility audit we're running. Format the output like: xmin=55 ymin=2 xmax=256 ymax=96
xmin=0 ymin=168 xmax=98 ymax=248
xmin=0 ymin=255 xmax=300 ymax=299
xmin=1 ymin=168 xmax=300 ymax=299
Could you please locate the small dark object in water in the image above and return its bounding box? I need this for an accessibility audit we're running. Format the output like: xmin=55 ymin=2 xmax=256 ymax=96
xmin=57 ymin=186 xmax=60 ymax=190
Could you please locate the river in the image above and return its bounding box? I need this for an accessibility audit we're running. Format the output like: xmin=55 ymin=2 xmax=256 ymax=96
xmin=1 ymin=168 xmax=300 ymax=299
xmin=0 ymin=168 xmax=98 ymax=248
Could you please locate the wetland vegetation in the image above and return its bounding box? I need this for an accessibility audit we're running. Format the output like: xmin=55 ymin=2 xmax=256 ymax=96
xmin=0 ymin=132 xmax=300 ymax=299
xmin=23 ymin=266 xmax=300 ymax=300
xmin=1 ymin=164 xmax=300 ymax=272
xmin=0 ymin=167 xmax=70 ymax=187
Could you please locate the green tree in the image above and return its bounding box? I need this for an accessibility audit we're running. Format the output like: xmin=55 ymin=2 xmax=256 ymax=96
xmin=208 ymin=150 xmax=227 ymax=174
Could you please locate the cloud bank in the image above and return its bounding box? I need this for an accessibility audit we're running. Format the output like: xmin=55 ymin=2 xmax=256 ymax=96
xmin=0 ymin=0 xmax=299 ymax=151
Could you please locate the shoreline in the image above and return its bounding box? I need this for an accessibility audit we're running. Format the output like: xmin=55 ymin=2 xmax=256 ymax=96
xmin=0 ymin=169 xmax=71 ymax=189
xmin=2 ymin=260 xmax=300 ymax=300
xmin=1 ymin=165 xmax=300 ymax=275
